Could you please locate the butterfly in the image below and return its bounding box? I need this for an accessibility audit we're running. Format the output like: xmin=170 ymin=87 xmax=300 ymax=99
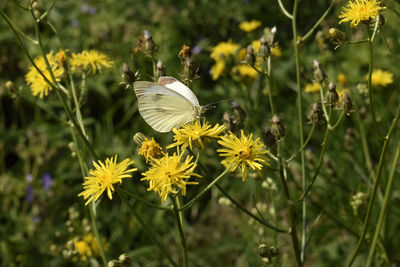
xmin=133 ymin=76 xmax=204 ymax=133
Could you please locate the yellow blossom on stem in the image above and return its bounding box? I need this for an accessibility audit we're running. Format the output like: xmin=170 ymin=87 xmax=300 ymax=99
xmin=217 ymin=130 xmax=269 ymax=181
xmin=232 ymin=65 xmax=258 ymax=79
xmin=239 ymin=20 xmax=262 ymax=32
xmin=78 ymin=155 xmax=137 ymax=205
xmin=210 ymin=60 xmax=226 ymax=80
xmin=339 ymin=0 xmax=385 ymax=28
xmin=141 ymin=152 xmax=201 ymax=203
xmin=25 ymin=51 xmax=64 ymax=98
xmin=70 ymin=50 xmax=114 ymax=73
xmin=369 ymin=69 xmax=393 ymax=87
xmin=167 ymin=120 xmax=226 ymax=151
xmin=304 ymin=82 xmax=321 ymax=93
xmin=138 ymin=137 xmax=162 ymax=162
xmin=210 ymin=40 xmax=240 ymax=61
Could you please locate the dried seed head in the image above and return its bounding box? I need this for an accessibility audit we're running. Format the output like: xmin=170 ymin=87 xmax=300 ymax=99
xmin=328 ymin=28 xmax=346 ymax=48
xmin=122 ymin=63 xmax=136 ymax=86
xmin=308 ymin=103 xmax=324 ymax=125
xmin=326 ymin=82 xmax=339 ymax=106
xmin=341 ymin=91 xmax=353 ymax=114
xmin=259 ymin=37 xmax=270 ymax=59
xmin=263 ymin=126 xmax=276 ymax=148
xmin=245 ymin=45 xmax=256 ymax=66
xmin=270 ymin=115 xmax=285 ymax=140
xmin=232 ymin=101 xmax=246 ymax=123
xmin=155 ymin=60 xmax=166 ymax=80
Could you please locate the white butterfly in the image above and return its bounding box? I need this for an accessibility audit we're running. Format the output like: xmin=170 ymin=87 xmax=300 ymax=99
xmin=133 ymin=76 xmax=204 ymax=133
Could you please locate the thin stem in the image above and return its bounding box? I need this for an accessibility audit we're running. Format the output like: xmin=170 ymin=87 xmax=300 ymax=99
xmin=117 ymin=192 xmax=178 ymax=267
xmin=276 ymin=0 xmax=293 ymax=19
xmin=366 ymin=25 xmax=385 ymax=141
xmin=301 ymin=0 xmax=336 ymax=42
xmin=264 ymin=57 xmax=275 ymax=115
xmin=366 ymin=141 xmax=400 ymax=266
xmin=291 ymin=0 xmax=306 ymax=263
xmin=346 ymin=104 xmax=400 ymax=266
xmin=286 ymin=124 xmax=316 ymax=163
xmin=89 ymin=202 xmax=107 ymax=266
xmin=118 ymin=188 xmax=173 ymax=211
xmin=179 ymin=167 xmax=231 ymax=211
xmin=277 ymin=143 xmax=303 ymax=267
xmin=172 ymin=196 xmax=188 ymax=267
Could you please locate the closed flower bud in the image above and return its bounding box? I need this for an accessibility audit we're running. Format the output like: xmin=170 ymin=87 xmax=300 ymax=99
xmin=222 ymin=112 xmax=235 ymax=132
xmin=341 ymin=91 xmax=353 ymax=114
xmin=308 ymin=103 xmax=324 ymax=125
xmin=313 ymin=59 xmax=327 ymax=83
xmin=232 ymin=101 xmax=246 ymax=123
xmin=258 ymin=244 xmax=279 ymax=258
xmin=122 ymin=63 xmax=136 ymax=86
xmin=326 ymin=82 xmax=339 ymax=106
xmin=118 ymin=254 xmax=132 ymax=265
xmin=245 ymin=45 xmax=256 ymax=66
xmin=32 ymin=1 xmax=44 ymax=19
xmin=182 ymin=57 xmax=197 ymax=82
xmin=5 ymin=80 xmax=17 ymax=98
xmin=270 ymin=115 xmax=285 ymax=140
xmin=263 ymin=126 xmax=276 ymax=147
xmin=155 ymin=60 xmax=165 ymax=80
xmin=258 ymin=37 xmax=270 ymax=59
xmin=135 ymin=30 xmax=157 ymax=57
xmin=328 ymin=28 xmax=346 ymax=48
xmin=269 ymin=26 xmax=277 ymax=46
xmin=133 ymin=132 xmax=147 ymax=146
xmin=107 ymin=260 xmax=123 ymax=267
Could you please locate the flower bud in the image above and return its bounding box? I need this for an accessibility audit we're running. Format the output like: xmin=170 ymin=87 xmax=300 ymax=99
xmin=258 ymin=37 xmax=270 ymax=59
xmin=263 ymin=126 xmax=276 ymax=148
xmin=133 ymin=132 xmax=147 ymax=146
xmin=232 ymin=101 xmax=246 ymax=123
xmin=118 ymin=254 xmax=132 ymax=265
xmin=134 ymin=30 xmax=158 ymax=57
xmin=258 ymin=244 xmax=279 ymax=258
xmin=32 ymin=1 xmax=44 ymax=19
xmin=308 ymin=103 xmax=324 ymax=125
xmin=326 ymin=82 xmax=339 ymax=106
xmin=328 ymin=28 xmax=346 ymax=48
xmin=270 ymin=115 xmax=285 ymax=140
xmin=245 ymin=45 xmax=256 ymax=66
xmin=341 ymin=91 xmax=353 ymax=114
xmin=269 ymin=26 xmax=277 ymax=45
xmin=122 ymin=63 xmax=136 ymax=87
xmin=222 ymin=112 xmax=235 ymax=132
xmin=107 ymin=260 xmax=123 ymax=267
xmin=155 ymin=60 xmax=166 ymax=80
xmin=313 ymin=59 xmax=327 ymax=83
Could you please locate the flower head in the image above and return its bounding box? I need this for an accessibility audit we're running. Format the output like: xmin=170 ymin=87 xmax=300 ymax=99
xmin=138 ymin=137 xmax=162 ymax=162
xmin=304 ymin=82 xmax=321 ymax=93
xmin=239 ymin=20 xmax=262 ymax=32
xmin=141 ymin=152 xmax=201 ymax=203
xmin=78 ymin=156 xmax=137 ymax=205
xmin=25 ymin=51 xmax=64 ymax=98
xmin=210 ymin=60 xmax=226 ymax=80
xmin=339 ymin=0 xmax=385 ymax=28
xmin=70 ymin=233 xmax=108 ymax=262
xmin=70 ymin=50 xmax=114 ymax=73
xmin=370 ymin=69 xmax=393 ymax=87
xmin=232 ymin=65 xmax=258 ymax=79
xmin=210 ymin=40 xmax=240 ymax=61
xmin=217 ymin=130 xmax=269 ymax=181
xmin=167 ymin=120 xmax=226 ymax=151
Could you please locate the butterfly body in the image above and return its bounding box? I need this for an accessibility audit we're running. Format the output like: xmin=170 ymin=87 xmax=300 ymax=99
xmin=133 ymin=76 xmax=203 ymax=132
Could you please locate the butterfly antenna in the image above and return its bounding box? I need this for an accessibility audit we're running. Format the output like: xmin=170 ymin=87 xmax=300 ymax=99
xmin=205 ymin=99 xmax=232 ymax=108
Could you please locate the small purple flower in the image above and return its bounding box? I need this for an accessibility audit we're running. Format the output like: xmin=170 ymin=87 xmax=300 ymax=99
xmin=81 ymin=4 xmax=97 ymax=14
xmin=192 ymin=45 xmax=202 ymax=55
xmin=42 ymin=173 xmax=53 ymax=190
xmin=26 ymin=174 xmax=33 ymax=183
xmin=71 ymin=19 xmax=79 ymax=27
xmin=26 ymin=186 xmax=34 ymax=203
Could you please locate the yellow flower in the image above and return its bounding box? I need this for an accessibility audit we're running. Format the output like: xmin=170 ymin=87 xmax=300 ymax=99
xmin=78 ymin=156 xmax=137 ymax=205
xmin=304 ymin=82 xmax=321 ymax=93
xmin=369 ymin=69 xmax=393 ymax=87
xmin=167 ymin=120 xmax=226 ymax=151
xmin=210 ymin=60 xmax=226 ymax=80
xmin=138 ymin=137 xmax=162 ymax=162
xmin=271 ymin=46 xmax=282 ymax=58
xmin=73 ymin=239 xmax=92 ymax=261
xmin=251 ymin=40 xmax=261 ymax=53
xmin=239 ymin=20 xmax=262 ymax=32
xmin=210 ymin=40 xmax=240 ymax=61
xmin=71 ymin=233 xmax=108 ymax=262
xmin=338 ymin=73 xmax=347 ymax=86
xmin=232 ymin=65 xmax=258 ymax=79
xmin=217 ymin=130 xmax=269 ymax=181
xmin=70 ymin=50 xmax=114 ymax=73
xmin=25 ymin=51 xmax=64 ymax=98
xmin=141 ymin=152 xmax=201 ymax=203
xmin=339 ymin=0 xmax=385 ymax=28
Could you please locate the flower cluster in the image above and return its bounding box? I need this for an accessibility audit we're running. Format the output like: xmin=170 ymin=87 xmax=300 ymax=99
xmin=209 ymin=40 xmax=240 ymax=80
xmin=25 ymin=49 xmax=113 ymax=98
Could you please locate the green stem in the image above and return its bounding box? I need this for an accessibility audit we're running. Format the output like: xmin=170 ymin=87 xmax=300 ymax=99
xmin=172 ymin=196 xmax=188 ymax=267
xmin=117 ymin=192 xmax=178 ymax=267
xmin=277 ymin=143 xmax=303 ymax=267
xmin=179 ymin=167 xmax=231 ymax=211
xmin=118 ymin=188 xmax=173 ymax=211
xmin=291 ymin=0 xmax=306 ymax=262
xmin=264 ymin=57 xmax=275 ymax=115
xmin=346 ymin=104 xmax=400 ymax=266
xmin=366 ymin=25 xmax=385 ymax=141
xmin=366 ymin=141 xmax=400 ymax=266
xmin=276 ymin=0 xmax=293 ymax=19
xmin=89 ymin=202 xmax=107 ymax=266
xmin=301 ymin=0 xmax=336 ymax=43
xmin=286 ymin=124 xmax=316 ymax=163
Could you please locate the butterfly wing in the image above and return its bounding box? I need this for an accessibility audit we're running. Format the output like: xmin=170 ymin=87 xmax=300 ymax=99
xmin=138 ymin=94 xmax=196 ymax=132
xmin=158 ymin=76 xmax=200 ymax=106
